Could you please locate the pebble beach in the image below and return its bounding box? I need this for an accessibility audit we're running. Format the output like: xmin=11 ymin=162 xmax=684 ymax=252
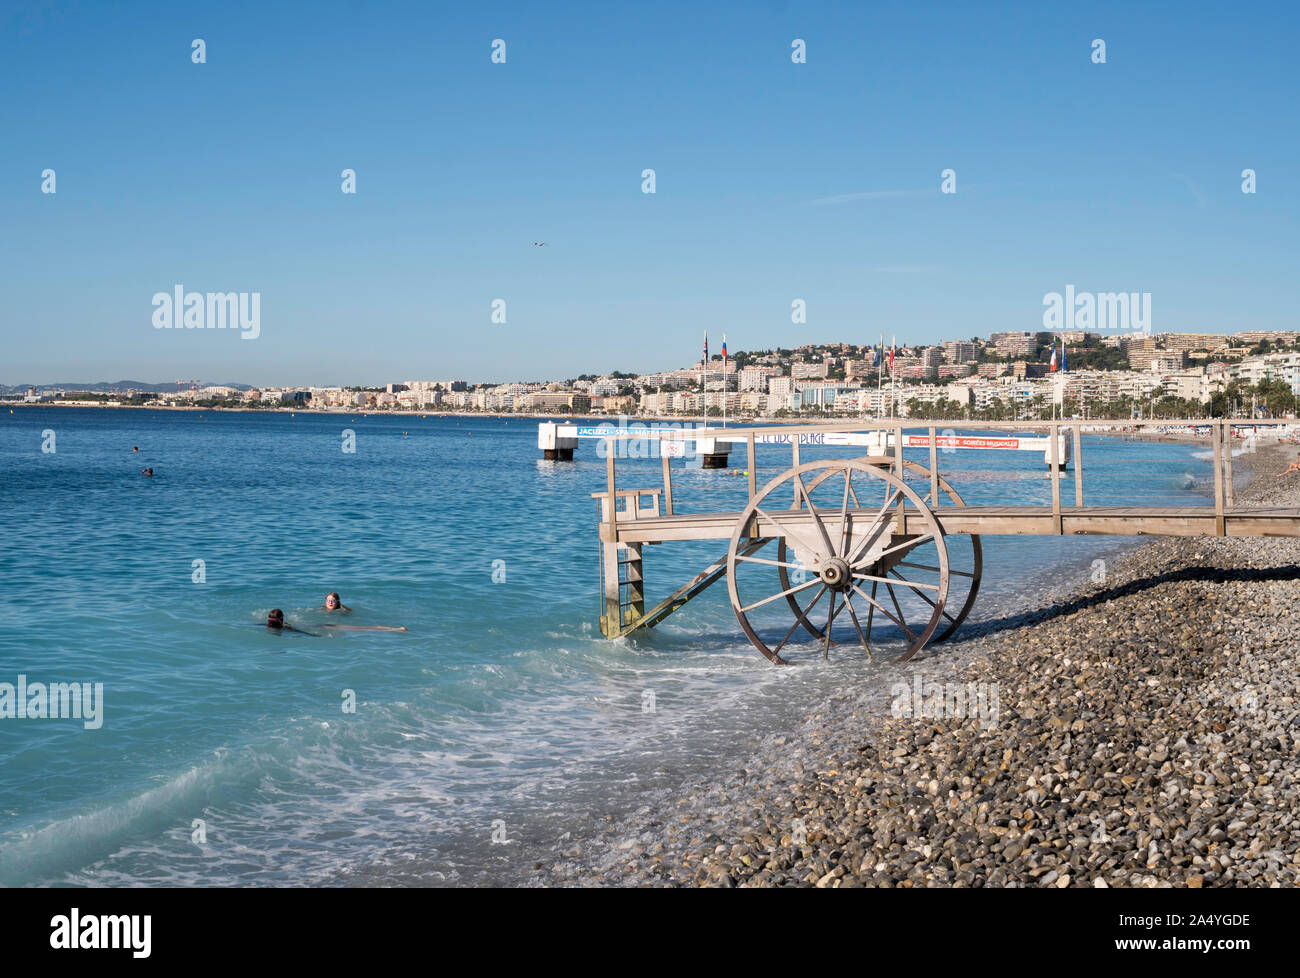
xmin=539 ymin=438 xmax=1300 ymax=888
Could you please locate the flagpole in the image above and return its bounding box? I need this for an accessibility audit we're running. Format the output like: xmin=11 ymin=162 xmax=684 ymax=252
xmin=890 ymin=334 xmax=897 ymax=420
xmin=722 ymin=333 xmax=727 ymax=429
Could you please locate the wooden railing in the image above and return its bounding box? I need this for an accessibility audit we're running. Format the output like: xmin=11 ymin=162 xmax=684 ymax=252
xmin=600 ymin=419 xmax=1277 ymax=537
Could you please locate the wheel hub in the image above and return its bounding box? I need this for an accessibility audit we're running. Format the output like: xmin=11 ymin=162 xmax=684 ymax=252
xmin=819 ymin=555 xmax=852 ymax=591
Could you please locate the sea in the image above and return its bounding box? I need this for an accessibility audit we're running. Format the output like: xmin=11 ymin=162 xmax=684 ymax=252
xmin=0 ymin=407 xmax=1216 ymax=886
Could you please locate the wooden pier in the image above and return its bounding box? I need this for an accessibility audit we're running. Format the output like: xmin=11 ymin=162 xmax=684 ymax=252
xmin=592 ymin=419 xmax=1300 ymax=664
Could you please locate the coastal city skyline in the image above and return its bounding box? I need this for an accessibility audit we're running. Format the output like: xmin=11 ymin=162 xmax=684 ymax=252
xmin=4 ymin=2 xmax=1297 ymax=386
xmin=9 ymin=325 xmax=1300 ymax=419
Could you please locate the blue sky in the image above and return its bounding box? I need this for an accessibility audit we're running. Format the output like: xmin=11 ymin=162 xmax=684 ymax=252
xmin=1 ymin=0 xmax=1296 ymax=386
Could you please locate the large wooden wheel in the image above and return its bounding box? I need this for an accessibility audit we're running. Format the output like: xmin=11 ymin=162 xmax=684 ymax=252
xmin=726 ymin=459 xmax=950 ymax=664
xmin=777 ymin=458 xmax=981 ymax=644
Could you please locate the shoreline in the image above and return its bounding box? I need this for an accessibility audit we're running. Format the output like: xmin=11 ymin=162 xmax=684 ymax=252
xmin=536 ymin=441 xmax=1300 ymax=887
xmin=7 ymin=403 xmax=1293 ymax=444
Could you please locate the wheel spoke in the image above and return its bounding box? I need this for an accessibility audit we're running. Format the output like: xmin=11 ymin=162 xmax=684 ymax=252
xmin=838 ymin=470 xmax=853 ymax=558
xmin=735 ymin=553 xmax=807 ymax=570
xmin=852 ymin=571 xmax=942 ymax=592
xmin=773 ymin=585 xmax=827 ymax=656
xmin=754 ymin=505 xmax=824 ymax=559
xmin=885 ymin=583 xmax=918 ymax=641
xmin=823 ymin=591 xmax=836 ymax=658
xmin=794 ymin=473 xmax=838 ymax=558
xmin=850 ymin=582 xmax=913 ymax=639
xmin=865 ymin=580 xmax=877 ymax=645
xmin=842 ymin=592 xmax=872 ymax=660
xmin=897 ymin=560 xmax=975 ymax=578
xmin=889 ymin=569 xmax=955 ymax=623
xmin=844 ymin=488 xmax=902 ymax=565
xmin=739 ymin=576 xmax=821 ymax=613
xmin=858 ymin=532 xmax=935 ymax=568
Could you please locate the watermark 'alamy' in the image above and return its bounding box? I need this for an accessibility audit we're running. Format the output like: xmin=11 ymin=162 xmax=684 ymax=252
xmin=891 ymin=676 xmax=999 ymax=730
xmin=152 ymin=285 xmax=261 ymax=339
xmin=591 ymin=416 xmax=713 ymax=459
xmin=50 ymin=909 xmax=150 ymax=958
xmin=0 ymin=675 xmax=103 ymax=729
xmin=1042 ymin=284 xmax=1150 ymax=333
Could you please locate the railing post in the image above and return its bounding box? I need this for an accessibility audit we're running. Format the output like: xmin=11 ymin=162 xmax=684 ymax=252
xmin=605 ymin=438 xmax=617 ymax=527
xmin=600 ymin=436 xmax=622 ymax=635
xmin=894 ymin=425 xmax=906 ymax=533
xmin=928 ymin=425 xmax=939 ymax=504
xmin=791 ymin=436 xmax=801 ymax=509
xmin=1049 ymin=423 xmax=1062 ymax=534
xmin=1224 ymin=423 xmax=1235 ymax=508
xmin=747 ymin=432 xmax=757 ymax=501
xmin=1212 ymin=421 xmax=1225 ymax=535
xmin=1072 ymin=423 xmax=1083 ymax=506
xmin=661 ymin=450 xmax=674 ymax=515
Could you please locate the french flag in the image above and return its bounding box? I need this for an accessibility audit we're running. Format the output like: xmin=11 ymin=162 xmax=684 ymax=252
xmin=1049 ymin=343 xmax=1058 ymax=372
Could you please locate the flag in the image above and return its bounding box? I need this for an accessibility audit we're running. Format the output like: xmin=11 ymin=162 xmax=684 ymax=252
xmin=1060 ymin=341 xmax=1067 ymax=373
xmin=889 ymin=336 xmax=895 ymax=370
xmin=721 ymin=335 xmax=728 ymax=362
xmin=703 ymin=330 xmax=708 ymax=365
xmin=872 ymin=335 xmax=882 ymax=368
xmin=1049 ymin=343 xmax=1058 ymax=372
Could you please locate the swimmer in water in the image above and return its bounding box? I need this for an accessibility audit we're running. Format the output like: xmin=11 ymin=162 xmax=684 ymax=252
xmin=316 ymin=591 xmax=404 ymax=629
xmin=323 ymin=592 xmax=351 ymax=612
xmin=266 ymin=609 xmax=319 ymax=635
xmin=132 ymin=446 xmax=140 ymax=452
xmin=141 ymin=468 xmax=153 ymax=477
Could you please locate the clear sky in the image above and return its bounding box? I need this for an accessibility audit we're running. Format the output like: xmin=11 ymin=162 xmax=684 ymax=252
xmin=2 ymin=0 xmax=1296 ymax=386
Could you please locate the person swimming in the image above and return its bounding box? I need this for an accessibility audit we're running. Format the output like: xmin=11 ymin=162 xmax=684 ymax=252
xmin=141 ymin=468 xmax=153 ymax=477
xmin=266 ymin=606 xmax=405 ymax=633
xmin=317 ymin=592 xmax=405 ymax=629
xmin=323 ymin=592 xmax=351 ymax=612
xmin=266 ymin=609 xmax=319 ymax=635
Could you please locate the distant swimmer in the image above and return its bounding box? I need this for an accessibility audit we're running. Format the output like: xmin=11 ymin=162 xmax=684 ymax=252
xmin=266 ymin=609 xmax=319 ymax=635
xmin=323 ymin=592 xmax=351 ymax=612
xmin=141 ymin=468 xmax=154 ymax=477
xmin=132 ymin=446 xmax=140 ymax=452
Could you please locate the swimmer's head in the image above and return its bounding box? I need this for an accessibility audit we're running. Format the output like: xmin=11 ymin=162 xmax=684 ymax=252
xmin=325 ymin=592 xmax=342 ymax=610
xmin=267 ymin=609 xmax=285 ymax=629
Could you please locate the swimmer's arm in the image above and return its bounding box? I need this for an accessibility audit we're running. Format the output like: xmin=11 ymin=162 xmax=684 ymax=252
xmin=318 ymin=624 xmax=407 ymax=632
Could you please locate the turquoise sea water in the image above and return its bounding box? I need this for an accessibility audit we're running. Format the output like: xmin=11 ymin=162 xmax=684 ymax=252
xmin=0 ymin=408 xmax=1214 ymax=886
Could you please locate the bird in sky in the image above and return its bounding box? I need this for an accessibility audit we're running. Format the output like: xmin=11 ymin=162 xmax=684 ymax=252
xmin=532 ymin=241 xmax=548 ymax=247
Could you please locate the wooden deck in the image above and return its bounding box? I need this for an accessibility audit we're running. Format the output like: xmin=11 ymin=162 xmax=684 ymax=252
xmin=611 ymin=504 xmax=1300 ymax=543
